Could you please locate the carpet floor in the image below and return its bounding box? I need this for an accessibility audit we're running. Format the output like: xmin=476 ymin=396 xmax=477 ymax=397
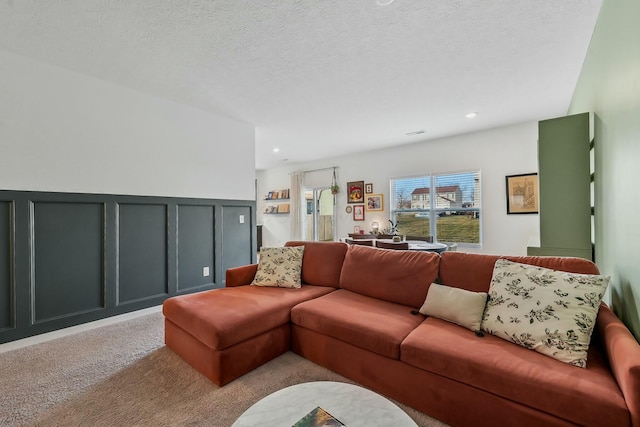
xmin=0 ymin=312 xmax=448 ymax=427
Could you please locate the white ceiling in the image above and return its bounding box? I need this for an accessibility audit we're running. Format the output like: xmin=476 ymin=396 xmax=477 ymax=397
xmin=0 ymin=0 xmax=602 ymax=170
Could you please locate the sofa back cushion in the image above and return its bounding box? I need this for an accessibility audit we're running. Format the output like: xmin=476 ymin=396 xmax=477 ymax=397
xmin=339 ymin=245 xmax=440 ymax=307
xmin=439 ymin=252 xmax=600 ymax=293
xmin=285 ymin=241 xmax=348 ymax=288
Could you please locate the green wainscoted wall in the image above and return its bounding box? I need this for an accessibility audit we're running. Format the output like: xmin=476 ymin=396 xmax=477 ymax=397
xmin=0 ymin=190 xmax=257 ymax=344
xmin=528 ymin=113 xmax=592 ymax=260
xmin=568 ymin=0 xmax=640 ymax=340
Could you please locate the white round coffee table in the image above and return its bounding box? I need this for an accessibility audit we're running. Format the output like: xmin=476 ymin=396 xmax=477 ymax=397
xmin=232 ymin=381 xmax=418 ymax=426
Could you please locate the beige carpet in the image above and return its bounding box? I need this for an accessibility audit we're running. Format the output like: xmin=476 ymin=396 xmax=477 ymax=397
xmin=0 ymin=312 xmax=448 ymax=427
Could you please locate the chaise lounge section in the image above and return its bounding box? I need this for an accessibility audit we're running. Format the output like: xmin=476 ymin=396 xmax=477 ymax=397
xmin=163 ymin=241 xmax=640 ymax=427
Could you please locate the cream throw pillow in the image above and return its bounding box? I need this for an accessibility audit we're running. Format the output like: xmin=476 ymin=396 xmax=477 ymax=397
xmin=252 ymin=246 xmax=304 ymax=288
xmin=481 ymin=259 xmax=609 ymax=367
xmin=419 ymin=283 xmax=488 ymax=332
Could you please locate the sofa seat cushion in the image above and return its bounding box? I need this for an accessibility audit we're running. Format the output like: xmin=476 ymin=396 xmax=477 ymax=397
xmin=401 ymin=317 xmax=629 ymax=427
xmin=291 ymin=289 xmax=425 ymax=359
xmin=163 ymin=285 xmax=335 ymax=350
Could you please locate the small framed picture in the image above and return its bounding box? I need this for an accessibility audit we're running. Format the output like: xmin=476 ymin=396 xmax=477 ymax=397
xmin=353 ymin=205 xmax=365 ymax=221
xmin=365 ymin=183 xmax=373 ymax=194
xmin=347 ymin=181 xmax=365 ymax=204
xmin=354 ymin=226 xmax=361 ymax=233
xmin=366 ymin=194 xmax=384 ymax=211
xmin=505 ymin=173 xmax=539 ymax=214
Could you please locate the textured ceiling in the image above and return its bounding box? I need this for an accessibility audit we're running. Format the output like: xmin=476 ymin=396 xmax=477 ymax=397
xmin=0 ymin=0 xmax=602 ymax=169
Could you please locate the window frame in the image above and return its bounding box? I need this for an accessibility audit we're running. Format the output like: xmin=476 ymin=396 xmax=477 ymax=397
xmin=390 ymin=170 xmax=482 ymax=248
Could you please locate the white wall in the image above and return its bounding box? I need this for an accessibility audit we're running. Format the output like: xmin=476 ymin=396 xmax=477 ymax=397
xmin=0 ymin=50 xmax=255 ymax=200
xmin=258 ymin=121 xmax=540 ymax=256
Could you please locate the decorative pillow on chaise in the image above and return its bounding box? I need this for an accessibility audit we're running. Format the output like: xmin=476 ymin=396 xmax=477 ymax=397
xmin=419 ymin=283 xmax=487 ymax=332
xmin=251 ymin=246 xmax=304 ymax=288
xmin=481 ymin=259 xmax=609 ymax=367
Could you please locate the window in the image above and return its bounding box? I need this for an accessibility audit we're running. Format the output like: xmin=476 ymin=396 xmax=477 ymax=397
xmin=390 ymin=171 xmax=481 ymax=246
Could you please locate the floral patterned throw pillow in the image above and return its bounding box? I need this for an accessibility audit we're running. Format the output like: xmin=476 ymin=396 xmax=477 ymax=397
xmin=251 ymin=246 xmax=304 ymax=288
xmin=481 ymin=259 xmax=609 ymax=367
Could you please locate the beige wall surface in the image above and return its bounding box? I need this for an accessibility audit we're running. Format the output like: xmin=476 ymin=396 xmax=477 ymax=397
xmin=569 ymin=0 xmax=640 ymax=339
xmin=258 ymin=121 xmax=540 ymax=256
xmin=0 ymin=50 xmax=256 ymax=200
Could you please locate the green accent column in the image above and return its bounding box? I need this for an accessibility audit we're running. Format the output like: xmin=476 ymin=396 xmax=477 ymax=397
xmin=528 ymin=112 xmax=592 ymax=260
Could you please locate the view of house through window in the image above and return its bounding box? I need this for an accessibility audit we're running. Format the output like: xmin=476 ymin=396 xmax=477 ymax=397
xmin=390 ymin=171 xmax=481 ymax=246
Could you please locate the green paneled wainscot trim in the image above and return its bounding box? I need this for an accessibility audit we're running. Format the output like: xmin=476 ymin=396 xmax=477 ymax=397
xmin=0 ymin=190 xmax=256 ymax=344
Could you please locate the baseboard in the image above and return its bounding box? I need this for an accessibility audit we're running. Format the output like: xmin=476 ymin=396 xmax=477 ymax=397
xmin=0 ymin=305 xmax=163 ymax=354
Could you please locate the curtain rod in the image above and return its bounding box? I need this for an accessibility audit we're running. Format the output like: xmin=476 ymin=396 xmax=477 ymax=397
xmin=289 ymin=166 xmax=338 ymax=175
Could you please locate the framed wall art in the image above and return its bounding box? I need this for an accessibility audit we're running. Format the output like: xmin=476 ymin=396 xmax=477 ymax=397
xmin=366 ymin=194 xmax=383 ymax=211
xmin=353 ymin=205 xmax=365 ymax=221
xmin=365 ymin=183 xmax=373 ymax=194
xmin=347 ymin=181 xmax=364 ymax=204
xmin=506 ymin=173 xmax=539 ymax=214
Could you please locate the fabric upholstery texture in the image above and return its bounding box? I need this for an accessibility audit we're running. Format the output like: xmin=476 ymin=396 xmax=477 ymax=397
xmin=291 ymin=289 xmax=424 ymax=359
xmin=226 ymin=263 xmax=259 ymax=287
xmin=252 ymin=246 xmax=304 ymax=288
xmin=339 ymin=244 xmax=440 ymax=307
xmin=419 ymin=283 xmax=487 ymax=331
xmin=481 ymin=259 xmax=609 ymax=367
xmin=401 ymin=317 xmax=629 ymax=427
xmin=163 ymin=284 xmax=334 ymax=350
xmin=438 ymin=251 xmax=600 ymax=292
xmin=285 ymin=241 xmax=348 ymax=288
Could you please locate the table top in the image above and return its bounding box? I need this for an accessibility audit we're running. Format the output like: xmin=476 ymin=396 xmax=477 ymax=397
xmin=375 ymin=239 xmax=448 ymax=252
xmin=232 ymin=381 xmax=418 ymax=427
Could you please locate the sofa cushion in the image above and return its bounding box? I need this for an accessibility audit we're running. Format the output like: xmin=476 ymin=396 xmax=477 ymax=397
xmin=438 ymin=251 xmax=601 ymax=293
xmin=252 ymin=246 xmax=304 ymax=288
xmin=401 ymin=317 xmax=629 ymax=427
xmin=291 ymin=289 xmax=425 ymax=359
xmin=162 ymin=284 xmax=334 ymax=350
xmin=339 ymin=245 xmax=440 ymax=307
xmin=419 ymin=283 xmax=487 ymax=332
xmin=481 ymin=259 xmax=609 ymax=367
xmin=285 ymin=241 xmax=348 ymax=288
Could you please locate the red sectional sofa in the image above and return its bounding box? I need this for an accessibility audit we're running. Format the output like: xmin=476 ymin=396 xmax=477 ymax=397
xmin=162 ymin=241 xmax=640 ymax=427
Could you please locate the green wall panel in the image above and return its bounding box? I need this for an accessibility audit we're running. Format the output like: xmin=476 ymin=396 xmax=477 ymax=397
xmin=33 ymin=202 xmax=104 ymax=322
xmin=0 ymin=201 xmax=12 ymax=330
xmin=117 ymin=204 xmax=168 ymax=304
xmin=177 ymin=205 xmax=215 ymax=291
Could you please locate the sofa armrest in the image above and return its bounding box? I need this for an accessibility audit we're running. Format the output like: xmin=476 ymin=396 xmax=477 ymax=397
xmin=226 ymin=264 xmax=258 ymax=287
xmin=596 ymin=304 xmax=640 ymax=427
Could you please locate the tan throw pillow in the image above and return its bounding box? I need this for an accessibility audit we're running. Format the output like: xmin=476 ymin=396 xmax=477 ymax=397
xmin=481 ymin=259 xmax=609 ymax=368
xmin=252 ymin=246 xmax=304 ymax=288
xmin=419 ymin=283 xmax=488 ymax=332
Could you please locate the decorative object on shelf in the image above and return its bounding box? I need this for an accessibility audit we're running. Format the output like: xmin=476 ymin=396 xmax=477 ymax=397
xmin=366 ymin=193 xmax=383 ymax=211
xmin=330 ymin=167 xmax=340 ymax=195
xmin=353 ymin=205 xmax=365 ymax=221
xmin=371 ymin=221 xmax=380 ymax=234
xmin=265 ymin=189 xmax=290 ymax=200
xmin=347 ymin=181 xmax=364 ymax=204
xmin=345 ymin=205 xmax=352 ymax=214
xmin=365 ymin=183 xmax=373 ymax=194
xmin=354 ymin=225 xmax=361 ymax=234
xmin=505 ymin=173 xmax=539 ymax=214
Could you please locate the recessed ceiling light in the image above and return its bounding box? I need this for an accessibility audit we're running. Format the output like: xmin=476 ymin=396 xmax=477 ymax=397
xmin=273 ymin=148 xmax=280 ymax=153
xmin=406 ymin=130 xmax=425 ymax=136
xmin=465 ymin=112 xmax=478 ymax=119
xmin=376 ymin=0 xmax=394 ymax=5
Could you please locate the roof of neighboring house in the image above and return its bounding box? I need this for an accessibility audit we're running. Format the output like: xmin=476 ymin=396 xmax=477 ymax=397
xmin=412 ymin=185 xmax=461 ymax=195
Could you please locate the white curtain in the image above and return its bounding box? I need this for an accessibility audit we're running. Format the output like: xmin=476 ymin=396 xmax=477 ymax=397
xmin=290 ymin=171 xmax=304 ymax=240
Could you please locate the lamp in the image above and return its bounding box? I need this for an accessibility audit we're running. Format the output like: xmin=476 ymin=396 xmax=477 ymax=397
xmin=371 ymin=221 xmax=379 ymax=234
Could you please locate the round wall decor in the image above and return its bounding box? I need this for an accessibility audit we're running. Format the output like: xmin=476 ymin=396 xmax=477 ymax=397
xmin=345 ymin=206 xmax=352 ymax=214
